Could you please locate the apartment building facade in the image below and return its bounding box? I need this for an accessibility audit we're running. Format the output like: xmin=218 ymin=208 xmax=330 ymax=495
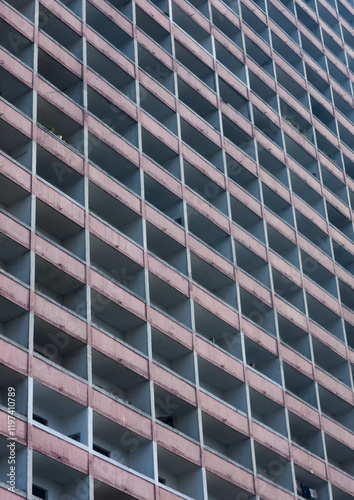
xmin=0 ymin=0 xmax=354 ymax=498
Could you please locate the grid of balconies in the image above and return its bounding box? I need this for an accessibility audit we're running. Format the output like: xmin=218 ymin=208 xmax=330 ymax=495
xmin=0 ymin=0 xmax=353 ymax=499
